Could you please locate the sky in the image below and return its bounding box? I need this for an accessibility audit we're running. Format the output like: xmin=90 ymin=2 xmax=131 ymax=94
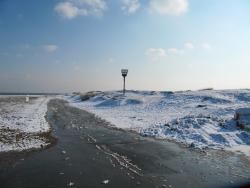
xmin=1 ymin=0 xmax=250 ymax=93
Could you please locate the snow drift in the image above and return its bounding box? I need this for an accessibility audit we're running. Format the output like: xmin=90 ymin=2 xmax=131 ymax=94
xmin=66 ymin=89 xmax=250 ymax=157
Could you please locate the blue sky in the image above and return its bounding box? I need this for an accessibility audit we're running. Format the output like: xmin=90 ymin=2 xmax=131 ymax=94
xmin=1 ymin=0 xmax=250 ymax=92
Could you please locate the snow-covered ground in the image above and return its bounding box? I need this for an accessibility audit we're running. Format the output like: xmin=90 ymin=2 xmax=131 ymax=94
xmin=0 ymin=96 xmax=51 ymax=152
xmin=66 ymin=90 xmax=250 ymax=157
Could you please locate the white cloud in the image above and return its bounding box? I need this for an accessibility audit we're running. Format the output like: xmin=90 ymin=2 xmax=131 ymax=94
xmin=54 ymin=0 xmax=107 ymax=19
xmin=76 ymin=0 xmax=107 ymax=15
xmin=43 ymin=45 xmax=58 ymax=53
xmin=55 ymin=2 xmax=82 ymax=19
xmin=168 ymin=48 xmax=184 ymax=55
xmin=108 ymin=57 xmax=115 ymax=63
xmin=149 ymin=0 xmax=188 ymax=15
xmin=122 ymin=0 xmax=140 ymax=14
xmin=201 ymin=43 xmax=211 ymax=50
xmin=184 ymin=42 xmax=194 ymax=49
xmin=20 ymin=44 xmax=31 ymax=49
xmin=145 ymin=48 xmax=166 ymax=61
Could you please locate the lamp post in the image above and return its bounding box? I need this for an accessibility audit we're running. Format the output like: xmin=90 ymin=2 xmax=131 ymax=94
xmin=121 ymin=69 xmax=128 ymax=95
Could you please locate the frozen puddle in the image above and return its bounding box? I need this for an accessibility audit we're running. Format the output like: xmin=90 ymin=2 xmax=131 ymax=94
xmin=0 ymin=96 xmax=52 ymax=152
xmin=66 ymin=90 xmax=250 ymax=157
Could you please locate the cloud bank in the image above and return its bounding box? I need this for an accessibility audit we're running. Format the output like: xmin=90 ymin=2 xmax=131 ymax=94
xmin=145 ymin=48 xmax=167 ymax=61
xmin=121 ymin=0 xmax=141 ymax=14
xmin=149 ymin=0 xmax=188 ymax=15
xmin=55 ymin=0 xmax=189 ymax=19
xmin=55 ymin=0 xmax=107 ymax=19
xmin=43 ymin=45 xmax=58 ymax=53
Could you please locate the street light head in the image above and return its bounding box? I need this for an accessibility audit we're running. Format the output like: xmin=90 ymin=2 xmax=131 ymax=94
xmin=121 ymin=69 xmax=128 ymax=77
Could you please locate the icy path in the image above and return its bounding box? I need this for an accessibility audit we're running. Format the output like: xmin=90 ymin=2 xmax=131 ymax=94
xmin=0 ymin=96 xmax=51 ymax=152
xmin=66 ymin=90 xmax=250 ymax=157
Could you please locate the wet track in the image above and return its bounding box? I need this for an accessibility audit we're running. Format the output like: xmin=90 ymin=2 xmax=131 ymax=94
xmin=0 ymin=99 xmax=249 ymax=188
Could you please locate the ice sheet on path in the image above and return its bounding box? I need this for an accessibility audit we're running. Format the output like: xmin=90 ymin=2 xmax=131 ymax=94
xmin=66 ymin=90 xmax=250 ymax=157
xmin=0 ymin=96 xmax=51 ymax=152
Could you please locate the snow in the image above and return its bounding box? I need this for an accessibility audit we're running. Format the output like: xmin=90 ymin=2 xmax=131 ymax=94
xmin=66 ymin=89 xmax=250 ymax=157
xmin=235 ymin=108 xmax=250 ymax=130
xmin=236 ymin=108 xmax=250 ymax=115
xmin=0 ymin=138 xmax=47 ymax=153
xmin=102 ymin=180 xmax=109 ymax=184
xmin=68 ymin=181 xmax=75 ymax=187
xmin=0 ymin=97 xmax=50 ymax=133
xmin=0 ymin=96 xmax=51 ymax=152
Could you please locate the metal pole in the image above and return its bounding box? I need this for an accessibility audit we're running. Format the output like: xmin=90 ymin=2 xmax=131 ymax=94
xmin=123 ymin=76 xmax=126 ymax=95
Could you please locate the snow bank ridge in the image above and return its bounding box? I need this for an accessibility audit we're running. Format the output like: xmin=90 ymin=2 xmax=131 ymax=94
xmin=67 ymin=89 xmax=250 ymax=157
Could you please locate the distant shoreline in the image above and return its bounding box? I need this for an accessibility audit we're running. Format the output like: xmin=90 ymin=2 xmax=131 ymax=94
xmin=0 ymin=93 xmax=62 ymax=95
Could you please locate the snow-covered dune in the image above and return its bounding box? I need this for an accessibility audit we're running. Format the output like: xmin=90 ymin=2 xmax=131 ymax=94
xmin=66 ymin=90 xmax=250 ymax=157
